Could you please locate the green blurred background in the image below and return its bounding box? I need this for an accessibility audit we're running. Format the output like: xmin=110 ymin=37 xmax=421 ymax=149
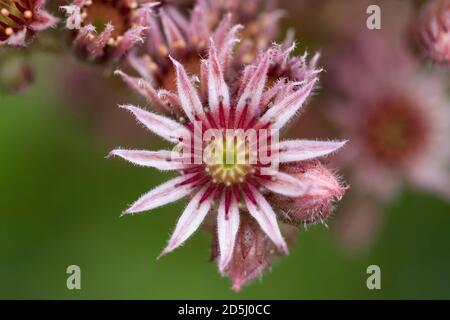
xmin=0 ymin=54 xmax=449 ymax=299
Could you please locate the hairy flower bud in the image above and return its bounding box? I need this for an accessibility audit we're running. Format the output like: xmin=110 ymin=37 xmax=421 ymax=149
xmin=417 ymin=0 xmax=450 ymax=64
xmin=210 ymin=214 xmax=298 ymax=291
xmin=269 ymin=161 xmax=346 ymax=225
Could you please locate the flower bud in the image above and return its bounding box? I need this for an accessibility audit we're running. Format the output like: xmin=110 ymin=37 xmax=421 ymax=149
xmin=210 ymin=214 xmax=298 ymax=291
xmin=417 ymin=0 xmax=450 ymax=64
xmin=270 ymin=161 xmax=346 ymax=225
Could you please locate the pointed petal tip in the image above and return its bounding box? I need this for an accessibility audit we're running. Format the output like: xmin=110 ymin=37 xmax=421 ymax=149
xmin=120 ymin=210 xmax=131 ymax=217
xmin=168 ymin=55 xmax=180 ymax=67
xmin=114 ymin=69 xmax=123 ymax=76
xmin=118 ymin=104 xmax=137 ymax=111
xmin=231 ymin=281 xmax=243 ymax=292
xmin=157 ymin=248 xmax=169 ymax=260
xmin=218 ymin=261 xmax=229 ymax=274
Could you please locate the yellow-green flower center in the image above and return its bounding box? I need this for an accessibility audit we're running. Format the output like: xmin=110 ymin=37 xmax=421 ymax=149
xmin=204 ymin=134 xmax=252 ymax=186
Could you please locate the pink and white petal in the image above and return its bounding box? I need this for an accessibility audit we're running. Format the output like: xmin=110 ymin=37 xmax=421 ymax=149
xmin=199 ymin=59 xmax=208 ymax=103
xmin=216 ymin=24 xmax=242 ymax=70
xmin=123 ymin=175 xmax=193 ymax=215
xmin=115 ymin=71 xmax=168 ymax=111
xmin=408 ymin=165 xmax=450 ymax=200
xmin=119 ymin=104 xmax=190 ymax=143
xmin=109 ymin=25 xmax=146 ymax=62
xmin=212 ymin=13 xmax=232 ymax=50
xmin=159 ymin=187 xmax=214 ymax=257
xmin=160 ymin=9 xmax=186 ymax=52
xmin=208 ymin=39 xmax=230 ymax=114
xmin=126 ymin=51 xmax=154 ymax=81
xmin=2 ymin=29 xmax=27 ymax=47
xmin=217 ymin=194 xmax=240 ymax=273
xmin=86 ymin=23 xmax=113 ymax=60
xmin=243 ymin=186 xmax=288 ymax=254
xmin=30 ymin=10 xmax=59 ymax=31
xmin=73 ymin=24 xmax=96 ymax=49
xmin=258 ymin=169 xmax=307 ymax=197
xmin=277 ymin=140 xmax=347 ymax=162
xmin=170 ymin=56 xmax=205 ymax=122
xmin=166 ymin=6 xmax=190 ymax=34
xmin=259 ymin=78 xmax=317 ymax=130
xmin=236 ymin=52 xmax=271 ymax=118
xmin=109 ymin=149 xmax=190 ymax=171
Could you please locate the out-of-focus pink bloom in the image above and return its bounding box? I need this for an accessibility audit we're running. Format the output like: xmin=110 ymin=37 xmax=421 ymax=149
xmin=199 ymin=0 xmax=284 ymax=57
xmin=0 ymin=0 xmax=58 ymax=47
xmin=117 ymin=24 xmax=320 ymax=115
xmin=110 ymin=30 xmax=345 ymax=290
xmin=61 ymin=0 xmax=146 ymax=63
xmin=327 ymin=31 xmax=450 ymax=252
xmin=0 ymin=54 xmax=33 ymax=93
xmin=122 ymin=0 xmax=287 ymax=93
xmin=417 ymin=0 xmax=450 ymax=64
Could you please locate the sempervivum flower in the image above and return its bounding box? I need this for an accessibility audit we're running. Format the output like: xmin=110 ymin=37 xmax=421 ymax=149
xmin=198 ymin=0 xmax=284 ymax=58
xmin=120 ymin=0 xmax=287 ymax=95
xmin=110 ymin=30 xmax=346 ymax=290
xmin=417 ymin=0 xmax=450 ymax=64
xmin=61 ymin=0 xmax=146 ymax=63
xmin=0 ymin=0 xmax=58 ymax=47
xmin=117 ymin=17 xmax=318 ymax=117
xmin=327 ymin=31 xmax=450 ymax=251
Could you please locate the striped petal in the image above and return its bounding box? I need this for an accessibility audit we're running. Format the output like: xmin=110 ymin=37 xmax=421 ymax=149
xmin=170 ymin=56 xmax=205 ymax=122
xmin=115 ymin=71 xmax=168 ymax=112
xmin=217 ymin=193 xmax=240 ymax=272
xmin=120 ymin=104 xmax=190 ymax=143
xmin=208 ymin=39 xmax=230 ymax=114
xmin=258 ymin=169 xmax=307 ymax=197
xmin=123 ymin=175 xmax=194 ymax=215
xmin=109 ymin=149 xmax=190 ymax=171
xmin=259 ymin=78 xmax=317 ymax=130
xmin=277 ymin=140 xmax=347 ymax=162
xmin=242 ymin=186 xmax=288 ymax=254
xmin=160 ymin=8 xmax=186 ymax=52
xmin=236 ymin=51 xmax=271 ymax=118
xmin=159 ymin=187 xmax=214 ymax=257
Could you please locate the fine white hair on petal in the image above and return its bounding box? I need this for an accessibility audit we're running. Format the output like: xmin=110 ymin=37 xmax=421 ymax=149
xmin=115 ymin=71 xmax=169 ymax=112
xmin=258 ymin=169 xmax=308 ymax=197
xmin=276 ymin=140 xmax=348 ymax=162
xmin=109 ymin=149 xmax=191 ymax=171
xmin=119 ymin=104 xmax=190 ymax=143
xmin=208 ymin=39 xmax=230 ymax=114
xmin=159 ymin=187 xmax=214 ymax=258
xmin=243 ymin=186 xmax=288 ymax=254
xmin=217 ymin=193 xmax=240 ymax=273
xmin=259 ymin=77 xmax=318 ymax=130
xmin=236 ymin=51 xmax=271 ymax=118
xmin=170 ymin=56 xmax=206 ymax=122
xmin=123 ymin=175 xmax=194 ymax=215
